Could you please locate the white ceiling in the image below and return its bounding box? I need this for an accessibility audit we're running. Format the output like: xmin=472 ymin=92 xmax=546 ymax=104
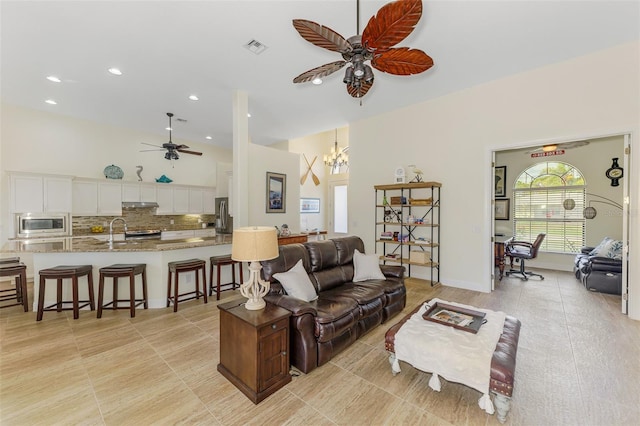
xmin=2 ymin=1 xmax=638 ymax=148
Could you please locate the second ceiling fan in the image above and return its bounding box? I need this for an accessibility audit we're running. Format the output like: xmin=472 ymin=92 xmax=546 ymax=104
xmin=293 ymin=0 xmax=434 ymax=99
xmin=141 ymin=112 xmax=203 ymax=160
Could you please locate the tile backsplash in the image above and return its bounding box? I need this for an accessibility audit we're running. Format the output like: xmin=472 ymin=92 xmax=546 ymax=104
xmin=73 ymin=207 xmax=215 ymax=236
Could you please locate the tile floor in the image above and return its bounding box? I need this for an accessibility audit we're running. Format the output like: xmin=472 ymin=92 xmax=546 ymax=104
xmin=1 ymin=269 xmax=639 ymax=425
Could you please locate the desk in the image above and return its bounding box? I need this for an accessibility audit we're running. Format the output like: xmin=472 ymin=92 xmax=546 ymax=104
xmin=494 ymin=235 xmax=512 ymax=280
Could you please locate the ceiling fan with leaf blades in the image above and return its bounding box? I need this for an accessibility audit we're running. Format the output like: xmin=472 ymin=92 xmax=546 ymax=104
xmin=292 ymin=0 xmax=434 ymax=100
xmin=141 ymin=112 xmax=203 ymax=160
xmin=526 ymin=140 xmax=590 ymax=155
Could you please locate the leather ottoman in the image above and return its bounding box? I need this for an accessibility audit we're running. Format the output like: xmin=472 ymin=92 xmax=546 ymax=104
xmin=385 ymin=300 xmax=521 ymax=423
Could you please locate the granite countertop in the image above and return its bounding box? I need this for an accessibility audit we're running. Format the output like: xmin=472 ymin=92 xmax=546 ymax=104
xmin=2 ymin=234 xmax=233 ymax=253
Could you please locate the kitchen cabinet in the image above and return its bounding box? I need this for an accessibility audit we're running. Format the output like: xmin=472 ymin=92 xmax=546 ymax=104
xmin=122 ymin=183 xmax=157 ymax=203
xmin=10 ymin=173 xmax=72 ymax=213
xmin=155 ymin=185 xmax=214 ymax=215
xmin=172 ymin=186 xmax=190 ymax=214
xmin=161 ymin=230 xmax=195 ymax=240
xmin=217 ymin=300 xmax=291 ymax=404
xmin=194 ymin=228 xmax=216 ymax=238
xmin=155 ymin=185 xmax=174 ymax=214
xmin=189 ymin=188 xmax=204 ymax=213
xmin=72 ymin=179 xmax=122 ymax=216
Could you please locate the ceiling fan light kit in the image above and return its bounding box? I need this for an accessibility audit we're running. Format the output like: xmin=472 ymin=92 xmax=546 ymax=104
xmin=140 ymin=112 xmax=203 ymax=161
xmin=292 ymin=0 xmax=434 ymax=100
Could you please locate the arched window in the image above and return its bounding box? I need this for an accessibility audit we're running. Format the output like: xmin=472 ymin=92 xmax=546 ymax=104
xmin=513 ymin=161 xmax=585 ymax=253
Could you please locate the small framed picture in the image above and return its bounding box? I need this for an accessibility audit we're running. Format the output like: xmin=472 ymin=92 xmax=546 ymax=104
xmin=495 ymin=199 xmax=510 ymax=220
xmin=266 ymin=172 xmax=286 ymax=213
xmin=300 ymin=198 xmax=320 ymax=213
xmin=495 ymin=166 xmax=506 ymax=198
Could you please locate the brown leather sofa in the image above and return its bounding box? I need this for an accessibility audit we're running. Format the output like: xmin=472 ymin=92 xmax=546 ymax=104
xmin=261 ymin=236 xmax=406 ymax=374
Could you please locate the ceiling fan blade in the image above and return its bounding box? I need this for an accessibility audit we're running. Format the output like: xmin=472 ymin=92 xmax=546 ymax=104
xmin=176 ymin=149 xmax=203 ymax=156
xmin=293 ymin=61 xmax=347 ymax=83
xmin=292 ymin=19 xmax=352 ymax=53
xmin=362 ymin=0 xmax=423 ymax=52
xmin=371 ymin=47 xmax=433 ymax=75
xmin=141 ymin=142 xmax=163 ymax=148
xmin=347 ymin=80 xmax=374 ymax=98
xmin=140 ymin=148 xmax=165 ymax=152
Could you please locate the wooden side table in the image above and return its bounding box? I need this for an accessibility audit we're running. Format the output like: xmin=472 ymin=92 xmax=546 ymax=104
xmin=217 ymin=300 xmax=292 ymax=404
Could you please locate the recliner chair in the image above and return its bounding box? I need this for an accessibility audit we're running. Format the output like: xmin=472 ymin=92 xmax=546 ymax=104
xmin=504 ymin=233 xmax=546 ymax=281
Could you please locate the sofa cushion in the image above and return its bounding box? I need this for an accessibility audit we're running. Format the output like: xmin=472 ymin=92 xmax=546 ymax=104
xmin=353 ymin=249 xmax=385 ymax=282
xmin=305 ymin=240 xmax=338 ymax=272
xmin=261 ymin=243 xmax=310 ymax=282
xmin=273 ymin=259 xmax=318 ymax=302
xmin=333 ymin=236 xmax=365 ymax=265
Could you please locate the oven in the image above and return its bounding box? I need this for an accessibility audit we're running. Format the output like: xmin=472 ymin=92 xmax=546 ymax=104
xmin=16 ymin=213 xmax=70 ymax=238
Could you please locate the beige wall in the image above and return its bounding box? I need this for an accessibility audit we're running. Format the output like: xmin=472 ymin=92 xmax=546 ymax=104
xmin=347 ymin=42 xmax=639 ymax=318
xmin=288 ymin=127 xmax=349 ymax=232
xmin=248 ymin=143 xmax=300 ymax=232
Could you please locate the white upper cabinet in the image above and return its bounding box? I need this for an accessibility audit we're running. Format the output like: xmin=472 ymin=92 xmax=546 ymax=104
xmin=204 ymin=189 xmax=216 ymax=214
xmin=155 ymin=185 xmax=174 ymax=215
xmin=10 ymin=172 xmax=72 ymax=213
xmin=122 ymin=182 xmax=157 ymax=202
xmin=172 ymin=186 xmax=190 ymax=214
xmin=72 ymin=179 xmax=121 ymax=216
xmin=189 ymin=188 xmax=204 ymax=214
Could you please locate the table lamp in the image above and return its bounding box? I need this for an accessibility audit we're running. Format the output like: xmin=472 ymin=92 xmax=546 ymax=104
xmin=231 ymin=226 xmax=279 ymax=310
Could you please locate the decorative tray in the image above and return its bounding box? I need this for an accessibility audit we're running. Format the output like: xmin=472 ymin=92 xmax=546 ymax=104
xmin=422 ymin=301 xmax=486 ymax=334
xmin=104 ymin=164 xmax=124 ymax=179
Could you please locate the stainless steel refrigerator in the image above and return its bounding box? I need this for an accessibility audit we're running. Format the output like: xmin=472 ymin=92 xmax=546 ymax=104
xmin=215 ymin=197 xmax=233 ymax=234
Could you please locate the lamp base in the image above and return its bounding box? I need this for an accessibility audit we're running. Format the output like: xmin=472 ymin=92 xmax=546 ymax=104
xmin=239 ymin=261 xmax=270 ymax=311
xmin=244 ymin=298 xmax=266 ymax=311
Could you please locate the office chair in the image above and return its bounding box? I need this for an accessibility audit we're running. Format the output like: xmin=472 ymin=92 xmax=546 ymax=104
xmin=504 ymin=233 xmax=546 ymax=280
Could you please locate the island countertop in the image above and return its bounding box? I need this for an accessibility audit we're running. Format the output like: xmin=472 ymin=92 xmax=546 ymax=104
xmin=2 ymin=234 xmax=233 ymax=253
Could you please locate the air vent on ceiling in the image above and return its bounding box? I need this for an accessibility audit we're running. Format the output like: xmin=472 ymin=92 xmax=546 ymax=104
xmin=244 ymin=39 xmax=268 ymax=55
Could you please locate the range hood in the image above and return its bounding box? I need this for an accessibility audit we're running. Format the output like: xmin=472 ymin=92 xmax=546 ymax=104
xmin=122 ymin=201 xmax=159 ymax=209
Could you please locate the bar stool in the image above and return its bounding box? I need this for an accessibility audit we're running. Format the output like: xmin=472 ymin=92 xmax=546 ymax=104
xmin=0 ymin=257 xmax=29 ymax=311
xmin=97 ymin=264 xmax=148 ymax=318
xmin=37 ymin=265 xmax=94 ymax=321
xmin=167 ymin=259 xmax=207 ymax=312
xmin=209 ymin=255 xmax=243 ymax=300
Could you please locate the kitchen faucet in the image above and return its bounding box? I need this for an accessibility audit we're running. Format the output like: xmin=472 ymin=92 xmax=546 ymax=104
xmin=109 ymin=218 xmax=128 ymax=242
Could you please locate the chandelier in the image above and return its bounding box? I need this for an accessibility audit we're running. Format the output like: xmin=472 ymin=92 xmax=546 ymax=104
xmin=324 ymin=129 xmax=348 ymax=173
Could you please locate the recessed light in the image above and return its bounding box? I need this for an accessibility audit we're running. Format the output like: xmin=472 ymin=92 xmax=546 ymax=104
xmin=205 ymin=136 xmax=212 ymax=140
xmin=46 ymin=76 xmax=61 ymax=83
xmin=188 ymin=95 xmax=199 ymax=101
xmin=247 ymin=113 xmax=251 ymax=118
xmin=45 ymin=99 xmax=57 ymax=105
xmin=312 ymin=77 xmax=323 ymax=85
xmin=165 ymin=127 xmax=172 ymax=131
xmin=108 ymin=68 xmax=122 ymax=76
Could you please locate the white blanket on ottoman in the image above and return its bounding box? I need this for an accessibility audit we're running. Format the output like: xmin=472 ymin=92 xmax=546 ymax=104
xmin=392 ymin=298 xmax=506 ymax=414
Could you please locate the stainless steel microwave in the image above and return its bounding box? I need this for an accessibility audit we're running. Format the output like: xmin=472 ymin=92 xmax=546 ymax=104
xmin=16 ymin=214 xmax=70 ymax=238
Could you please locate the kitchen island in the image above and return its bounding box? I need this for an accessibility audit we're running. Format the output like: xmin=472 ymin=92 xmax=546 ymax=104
xmin=2 ymin=235 xmax=237 ymax=310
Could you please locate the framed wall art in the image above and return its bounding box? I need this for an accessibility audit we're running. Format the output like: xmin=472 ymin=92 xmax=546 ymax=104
xmin=495 ymin=198 xmax=510 ymax=220
xmin=495 ymin=166 xmax=506 ymax=197
xmin=300 ymin=198 xmax=320 ymax=213
xmin=266 ymin=172 xmax=286 ymax=213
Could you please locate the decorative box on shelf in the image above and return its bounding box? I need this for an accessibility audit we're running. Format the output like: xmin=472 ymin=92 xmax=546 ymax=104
xmin=410 ymin=250 xmax=430 ymax=263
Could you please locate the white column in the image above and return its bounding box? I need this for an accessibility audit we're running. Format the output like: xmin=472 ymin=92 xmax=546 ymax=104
xmin=232 ymin=90 xmax=249 ymax=228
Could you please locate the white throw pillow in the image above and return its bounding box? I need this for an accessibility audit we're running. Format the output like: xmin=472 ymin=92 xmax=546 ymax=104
xmin=272 ymin=259 xmax=318 ymax=302
xmin=353 ymin=249 xmax=386 ymax=282
xmin=590 ymin=238 xmax=623 ymax=260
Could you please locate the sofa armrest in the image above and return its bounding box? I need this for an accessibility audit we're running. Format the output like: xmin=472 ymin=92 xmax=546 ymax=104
xmin=587 ymin=256 xmax=622 ymax=271
xmin=380 ymin=264 xmax=405 ymax=280
xmin=264 ymin=294 xmax=318 ymax=317
xmin=581 ymin=246 xmax=595 ymax=255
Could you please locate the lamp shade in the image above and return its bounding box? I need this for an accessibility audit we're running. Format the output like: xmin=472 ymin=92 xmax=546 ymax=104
xmin=231 ymin=226 xmax=279 ymax=262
